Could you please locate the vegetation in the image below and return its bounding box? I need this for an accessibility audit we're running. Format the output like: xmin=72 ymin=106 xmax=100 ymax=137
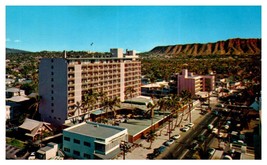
xmin=6 ymin=137 xmax=26 ymax=149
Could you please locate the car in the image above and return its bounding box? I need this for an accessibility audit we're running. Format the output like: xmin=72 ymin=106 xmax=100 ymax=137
xmin=155 ymin=145 xmax=167 ymax=154
xmin=171 ymin=134 xmax=181 ymax=140
xmin=181 ymin=126 xmax=190 ymax=132
xmin=228 ymin=149 xmax=235 ymax=154
xmin=147 ymin=153 xmax=155 ymax=159
xmin=223 ymin=125 xmax=229 ymax=129
xmin=185 ymin=123 xmax=194 ymax=128
xmin=190 ymin=141 xmax=199 ymax=150
xmin=223 ymin=155 xmax=233 ymax=160
xmin=207 ymin=124 xmax=214 ymax=130
xmin=212 ymin=128 xmax=218 ymax=134
xmin=207 ymin=148 xmax=216 ymax=156
xmin=164 ymin=139 xmax=175 ymax=146
xmin=217 ymin=132 xmax=223 ymax=138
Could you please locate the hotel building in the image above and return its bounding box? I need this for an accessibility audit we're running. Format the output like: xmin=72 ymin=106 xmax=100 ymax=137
xmin=177 ymin=69 xmax=215 ymax=96
xmin=39 ymin=48 xmax=141 ymax=126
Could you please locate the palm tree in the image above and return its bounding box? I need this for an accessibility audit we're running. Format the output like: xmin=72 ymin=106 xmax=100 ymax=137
xmin=180 ymin=90 xmax=193 ymax=123
xmin=73 ymin=101 xmax=84 ymax=123
xmin=109 ymin=96 xmax=121 ymax=123
xmin=28 ymin=95 xmax=42 ymax=119
xmin=146 ymin=131 xmax=157 ymax=149
xmin=125 ymin=86 xmax=136 ymax=108
xmin=82 ymin=90 xmax=98 ymax=121
xmin=147 ymin=102 xmax=157 ymax=125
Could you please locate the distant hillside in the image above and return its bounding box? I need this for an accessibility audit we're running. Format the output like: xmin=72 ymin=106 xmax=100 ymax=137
xmin=6 ymin=48 xmax=32 ymax=54
xmin=149 ymin=38 xmax=261 ymax=56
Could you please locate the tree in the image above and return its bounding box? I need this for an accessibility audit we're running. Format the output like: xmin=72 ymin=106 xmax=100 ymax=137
xmin=125 ymin=86 xmax=136 ymax=108
xmin=180 ymin=90 xmax=193 ymax=123
xmin=28 ymin=95 xmax=42 ymax=119
xmin=82 ymin=90 xmax=98 ymax=120
xmin=146 ymin=100 xmax=157 ymax=132
xmin=73 ymin=101 xmax=85 ymax=123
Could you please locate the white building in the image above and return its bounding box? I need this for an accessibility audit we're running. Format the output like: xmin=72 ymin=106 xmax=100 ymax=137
xmin=36 ymin=142 xmax=59 ymax=160
xmin=62 ymin=121 xmax=128 ymax=159
xmin=39 ymin=48 xmax=141 ymax=126
xmin=6 ymin=87 xmax=26 ymax=98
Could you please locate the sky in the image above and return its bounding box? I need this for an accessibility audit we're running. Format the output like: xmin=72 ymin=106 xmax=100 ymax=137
xmin=6 ymin=5 xmax=261 ymax=53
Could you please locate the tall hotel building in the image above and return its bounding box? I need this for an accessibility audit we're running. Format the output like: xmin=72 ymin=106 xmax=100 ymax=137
xmin=177 ymin=69 xmax=215 ymax=96
xmin=39 ymin=48 xmax=141 ymax=126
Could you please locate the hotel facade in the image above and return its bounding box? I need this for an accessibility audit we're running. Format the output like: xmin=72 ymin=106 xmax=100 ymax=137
xmin=39 ymin=48 xmax=141 ymax=126
xmin=177 ymin=69 xmax=215 ymax=96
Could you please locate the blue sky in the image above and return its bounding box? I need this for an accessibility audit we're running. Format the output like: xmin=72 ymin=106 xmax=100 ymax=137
xmin=6 ymin=6 xmax=261 ymax=52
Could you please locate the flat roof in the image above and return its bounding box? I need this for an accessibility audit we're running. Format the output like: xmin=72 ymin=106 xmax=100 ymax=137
xmin=64 ymin=122 xmax=126 ymax=139
xmin=118 ymin=114 xmax=168 ymax=136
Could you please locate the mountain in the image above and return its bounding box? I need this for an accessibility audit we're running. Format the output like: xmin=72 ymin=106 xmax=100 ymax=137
xmin=149 ymin=38 xmax=261 ymax=56
xmin=6 ymin=48 xmax=32 ymax=54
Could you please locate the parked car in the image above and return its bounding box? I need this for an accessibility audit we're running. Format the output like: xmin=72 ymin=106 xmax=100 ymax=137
xmin=181 ymin=126 xmax=190 ymax=132
xmin=223 ymin=125 xmax=229 ymax=130
xmin=147 ymin=153 xmax=155 ymax=159
xmin=190 ymin=141 xmax=199 ymax=150
xmin=223 ymin=155 xmax=232 ymax=160
xmin=164 ymin=139 xmax=175 ymax=146
xmin=207 ymin=124 xmax=214 ymax=130
xmin=153 ymin=145 xmax=167 ymax=157
xmin=171 ymin=134 xmax=181 ymax=140
xmin=185 ymin=123 xmax=194 ymax=128
xmin=207 ymin=148 xmax=216 ymax=156
xmin=212 ymin=128 xmax=218 ymax=134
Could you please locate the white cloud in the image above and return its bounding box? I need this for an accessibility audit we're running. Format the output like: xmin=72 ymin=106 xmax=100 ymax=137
xmin=14 ymin=39 xmax=21 ymax=43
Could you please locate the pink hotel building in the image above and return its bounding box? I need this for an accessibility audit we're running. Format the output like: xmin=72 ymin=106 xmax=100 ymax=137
xmin=177 ymin=69 xmax=215 ymax=96
xmin=38 ymin=48 xmax=141 ymax=126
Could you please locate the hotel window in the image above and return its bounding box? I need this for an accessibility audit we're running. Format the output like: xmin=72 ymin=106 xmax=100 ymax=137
xmin=84 ymin=153 xmax=91 ymax=159
xmin=51 ymin=109 xmax=54 ymax=113
xmin=51 ymin=72 xmax=54 ymax=75
xmin=51 ymin=97 xmax=54 ymax=100
xmin=74 ymin=139 xmax=80 ymax=144
xmin=64 ymin=147 xmax=70 ymax=152
xmin=84 ymin=141 xmax=91 ymax=147
xmin=51 ymin=78 xmax=54 ymax=82
xmin=51 ymin=103 xmax=54 ymax=106
xmin=64 ymin=136 xmax=70 ymax=141
xmin=51 ymin=84 xmax=54 ymax=88
xmin=51 ymin=65 xmax=54 ymax=69
xmin=73 ymin=150 xmax=80 ymax=156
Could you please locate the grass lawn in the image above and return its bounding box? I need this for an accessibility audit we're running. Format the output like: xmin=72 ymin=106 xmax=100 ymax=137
xmin=6 ymin=137 xmax=26 ymax=149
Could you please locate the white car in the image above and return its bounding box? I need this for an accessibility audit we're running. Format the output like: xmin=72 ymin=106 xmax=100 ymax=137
xmin=164 ymin=139 xmax=175 ymax=146
xmin=181 ymin=126 xmax=190 ymax=132
xmin=171 ymin=134 xmax=181 ymax=140
xmin=223 ymin=125 xmax=229 ymax=129
xmin=186 ymin=123 xmax=194 ymax=128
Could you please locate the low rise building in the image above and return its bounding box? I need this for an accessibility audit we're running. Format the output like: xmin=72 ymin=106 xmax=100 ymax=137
xmin=62 ymin=121 xmax=128 ymax=159
xmin=35 ymin=142 xmax=59 ymax=160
